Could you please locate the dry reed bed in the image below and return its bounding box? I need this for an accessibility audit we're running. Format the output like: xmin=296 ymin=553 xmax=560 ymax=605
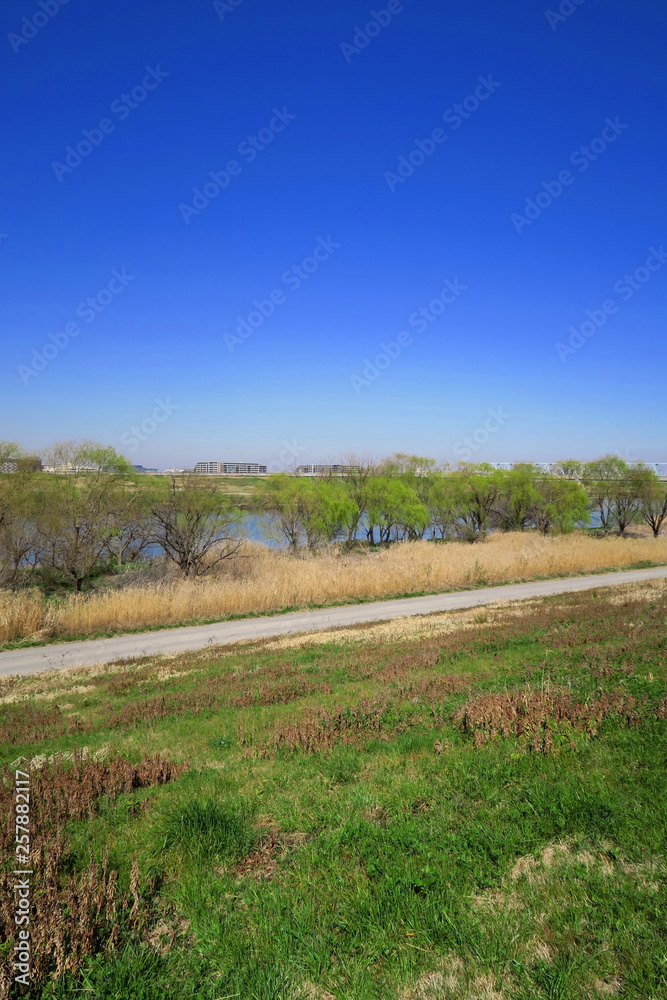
xmin=1 ymin=532 xmax=667 ymax=646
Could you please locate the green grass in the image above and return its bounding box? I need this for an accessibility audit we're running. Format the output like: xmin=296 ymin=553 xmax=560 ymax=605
xmin=1 ymin=582 xmax=667 ymax=998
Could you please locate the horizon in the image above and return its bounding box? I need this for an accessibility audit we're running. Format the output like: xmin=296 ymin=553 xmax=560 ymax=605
xmin=1 ymin=0 xmax=665 ymax=466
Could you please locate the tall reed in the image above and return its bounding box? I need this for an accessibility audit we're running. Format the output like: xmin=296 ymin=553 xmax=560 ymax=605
xmin=1 ymin=532 xmax=666 ymax=646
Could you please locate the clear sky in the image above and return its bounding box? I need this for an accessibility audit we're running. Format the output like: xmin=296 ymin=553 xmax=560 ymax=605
xmin=1 ymin=0 xmax=665 ymax=469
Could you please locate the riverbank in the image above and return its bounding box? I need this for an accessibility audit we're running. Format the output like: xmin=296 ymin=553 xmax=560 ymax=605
xmin=2 ymin=531 xmax=667 ymax=648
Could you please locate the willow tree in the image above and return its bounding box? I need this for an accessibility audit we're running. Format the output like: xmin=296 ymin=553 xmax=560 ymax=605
xmin=38 ymin=442 xmax=134 ymax=592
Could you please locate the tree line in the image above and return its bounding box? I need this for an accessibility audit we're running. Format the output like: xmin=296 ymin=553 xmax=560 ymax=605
xmin=1 ymin=442 xmax=666 ymax=592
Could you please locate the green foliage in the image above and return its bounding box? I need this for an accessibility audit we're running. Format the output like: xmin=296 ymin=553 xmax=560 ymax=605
xmin=1 ymin=444 xmax=665 ymax=591
xmin=158 ymin=798 xmax=257 ymax=860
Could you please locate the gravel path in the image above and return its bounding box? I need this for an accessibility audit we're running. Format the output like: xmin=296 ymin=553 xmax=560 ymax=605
xmin=2 ymin=565 xmax=666 ymax=678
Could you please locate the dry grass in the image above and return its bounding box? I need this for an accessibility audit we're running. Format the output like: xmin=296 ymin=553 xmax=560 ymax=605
xmin=0 ymin=752 xmax=185 ymax=999
xmin=455 ymin=686 xmax=641 ymax=750
xmin=1 ymin=532 xmax=667 ymax=647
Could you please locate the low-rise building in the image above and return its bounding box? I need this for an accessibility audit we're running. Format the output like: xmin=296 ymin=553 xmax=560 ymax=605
xmin=1 ymin=458 xmax=43 ymax=474
xmin=194 ymin=461 xmax=267 ymax=475
xmin=194 ymin=461 xmax=224 ymax=475
xmin=222 ymin=462 xmax=266 ymax=475
xmin=296 ymin=464 xmax=359 ymax=476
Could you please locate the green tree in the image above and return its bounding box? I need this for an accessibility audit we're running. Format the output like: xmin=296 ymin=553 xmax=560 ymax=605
xmin=529 ymin=476 xmax=590 ymax=534
xmin=300 ymin=479 xmax=358 ymax=549
xmin=583 ymin=455 xmax=637 ymax=534
xmin=258 ymin=475 xmax=306 ymax=549
xmin=495 ymin=465 xmax=540 ymax=531
xmin=450 ymin=464 xmax=504 ymax=542
xmin=37 ymin=442 xmax=135 ymax=591
xmin=427 ymin=472 xmax=458 ymax=539
xmin=366 ymin=478 xmax=429 ymax=543
xmin=260 ymin=476 xmax=358 ymax=550
xmin=632 ymin=466 xmax=667 ymax=537
xmin=554 ymin=459 xmax=584 ymax=480
xmin=0 ymin=453 xmax=42 ymax=586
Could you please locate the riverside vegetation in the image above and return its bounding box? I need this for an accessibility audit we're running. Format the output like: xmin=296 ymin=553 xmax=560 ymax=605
xmin=1 ymin=443 xmax=667 ymax=647
xmin=0 ymin=578 xmax=666 ymax=998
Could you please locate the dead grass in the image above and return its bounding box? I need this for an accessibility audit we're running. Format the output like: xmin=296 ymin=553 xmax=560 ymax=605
xmin=398 ymin=958 xmax=508 ymax=1000
xmin=455 ymin=686 xmax=641 ymax=750
xmin=2 ymin=532 xmax=667 ymax=646
xmin=0 ymin=752 xmax=185 ymax=999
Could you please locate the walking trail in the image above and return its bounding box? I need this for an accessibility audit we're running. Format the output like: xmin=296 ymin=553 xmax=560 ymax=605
xmin=1 ymin=564 xmax=666 ymax=678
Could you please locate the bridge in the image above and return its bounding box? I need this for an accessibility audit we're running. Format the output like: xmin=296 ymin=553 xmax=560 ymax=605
xmin=489 ymin=463 xmax=667 ymax=477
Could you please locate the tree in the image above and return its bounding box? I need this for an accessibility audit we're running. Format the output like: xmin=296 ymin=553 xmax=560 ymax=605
xmin=37 ymin=442 xmax=134 ymax=592
xmin=0 ymin=441 xmax=21 ymax=469
xmin=0 ymin=456 xmax=42 ymax=586
xmin=554 ymin=459 xmax=584 ymax=480
xmin=106 ymin=485 xmax=153 ymax=566
xmin=450 ymin=464 xmax=504 ymax=541
xmin=258 ymin=475 xmax=306 ymax=549
xmin=633 ymin=467 xmax=667 ymax=537
xmin=495 ymin=465 xmax=540 ymax=531
xmin=340 ymin=458 xmax=381 ymax=543
xmin=299 ymin=479 xmax=358 ymax=549
xmin=427 ymin=472 xmax=458 ymax=539
xmin=583 ymin=455 xmax=637 ymax=534
xmin=258 ymin=476 xmax=357 ymax=551
xmin=365 ymin=478 xmax=429 ymax=543
xmin=528 ymin=476 xmax=590 ymax=534
xmin=149 ymin=475 xmax=243 ymax=577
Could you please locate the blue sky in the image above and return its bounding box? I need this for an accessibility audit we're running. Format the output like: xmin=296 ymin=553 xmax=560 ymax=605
xmin=1 ymin=0 xmax=665 ymax=469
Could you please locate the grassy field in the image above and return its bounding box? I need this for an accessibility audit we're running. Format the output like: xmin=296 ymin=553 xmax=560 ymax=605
xmin=3 ymin=530 xmax=667 ymax=648
xmin=1 ymin=578 xmax=666 ymax=998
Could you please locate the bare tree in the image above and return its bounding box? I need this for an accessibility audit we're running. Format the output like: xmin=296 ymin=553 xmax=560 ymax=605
xmin=149 ymin=476 xmax=243 ymax=577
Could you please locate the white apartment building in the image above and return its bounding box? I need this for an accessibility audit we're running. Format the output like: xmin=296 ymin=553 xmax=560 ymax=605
xmin=194 ymin=461 xmax=224 ymax=474
xmin=296 ymin=464 xmax=359 ymax=476
xmin=194 ymin=461 xmax=267 ymax=475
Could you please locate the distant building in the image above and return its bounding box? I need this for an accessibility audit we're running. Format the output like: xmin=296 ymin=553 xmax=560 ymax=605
xmin=222 ymin=462 xmax=266 ymax=475
xmin=296 ymin=464 xmax=359 ymax=476
xmin=194 ymin=461 xmax=267 ymax=475
xmin=1 ymin=458 xmax=42 ymax=474
xmin=43 ymin=463 xmax=96 ymax=474
xmin=133 ymin=465 xmax=158 ymax=474
xmin=194 ymin=462 xmax=224 ymax=475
